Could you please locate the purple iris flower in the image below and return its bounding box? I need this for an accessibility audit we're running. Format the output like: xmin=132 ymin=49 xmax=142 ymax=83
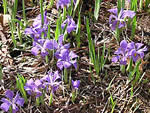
xmin=55 ymin=49 xmax=78 ymax=70
xmin=61 ymin=16 xmax=77 ymax=33
xmin=24 ymin=79 xmax=43 ymax=98
xmin=128 ymin=42 xmax=147 ymax=62
xmin=72 ymin=80 xmax=80 ymax=89
xmin=41 ymin=71 xmax=61 ymax=93
xmin=112 ymin=40 xmax=129 ymax=65
xmin=112 ymin=40 xmax=147 ymax=64
xmin=0 ymin=90 xmax=24 ymax=113
xmin=31 ymin=38 xmax=57 ymax=57
xmin=57 ymin=0 xmax=71 ymax=9
xmin=108 ymin=8 xmax=135 ymax=30
xmin=54 ymin=35 xmax=71 ymax=57
xmin=25 ymin=11 xmax=48 ymax=39
xmin=54 ymin=34 xmax=70 ymax=50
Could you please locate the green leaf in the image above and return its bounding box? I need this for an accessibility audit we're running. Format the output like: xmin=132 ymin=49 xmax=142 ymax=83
xmin=130 ymin=16 xmax=137 ymax=40
xmin=72 ymin=90 xmax=76 ymax=102
xmin=55 ymin=17 xmax=62 ymax=41
xmin=122 ymin=0 xmax=125 ymax=9
xmin=76 ymin=10 xmax=81 ymax=48
xmin=100 ymin=43 xmax=106 ymax=71
xmin=40 ymin=0 xmax=44 ymax=26
xmin=2 ymin=0 xmax=7 ymax=14
xmin=16 ymin=74 xmax=27 ymax=103
xmin=131 ymin=0 xmax=137 ymax=11
xmin=49 ymin=92 xmax=53 ymax=106
xmin=22 ymin=0 xmax=26 ymax=23
xmin=94 ymin=0 xmax=102 ymax=20
xmin=110 ymin=94 xmax=116 ymax=113
xmin=145 ymin=0 xmax=150 ymax=10
xmin=86 ymin=18 xmax=96 ymax=63
xmin=129 ymin=59 xmax=141 ymax=81
xmin=117 ymin=0 xmax=122 ymax=13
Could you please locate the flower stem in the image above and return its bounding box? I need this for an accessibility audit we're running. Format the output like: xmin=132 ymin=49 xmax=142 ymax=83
xmin=49 ymin=91 xmax=53 ymax=106
xmin=120 ymin=65 xmax=125 ymax=74
xmin=36 ymin=97 xmax=40 ymax=106
xmin=72 ymin=90 xmax=76 ymax=102
xmin=63 ymin=6 xmax=66 ymax=21
xmin=64 ymin=68 xmax=68 ymax=84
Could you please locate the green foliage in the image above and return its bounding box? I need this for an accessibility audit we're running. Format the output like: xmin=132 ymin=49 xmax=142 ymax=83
xmin=2 ymin=0 xmax=7 ymax=14
xmin=76 ymin=10 xmax=81 ymax=48
xmin=115 ymin=27 xmax=121 ymax=42
xmin=131 ymin=16 xmax=137 ymax=40
xmin=129 ymin=59 xmax=141 ymax=84
xmin=22 ymin=0 xmax=26 ymax=24
xmin=12 ymin=0 xmax=18 ymax=19
xmin=86 ymin=18 xmax=96 ymax=64
xmin=94 ymin=0 xmax=102 ymax=20
xmin=49 ymin=92 xmax=53 ymax=106
xmin=86 ymin=18 xmax=107 ymax=75
xmin=47 ymin=0 xmax=54 ymax=9
xmin=71 ymin=90 xmax=76 ymax=102
xmin=9 ymin=21 xmax=17 ymax=47
xmin=47 ymin=24 xmax=51 ymax=39
xmin=40 ymin=0 xmax=44 ymax=26
xmin=110 ymin=94 xmax=116 ymax=113
xmin=131 ymin=0 xmax=138 ymax=11
xmin=100 ymin=43 xmax=107 ymax=71
xmin=117 ymin=0 xmax=122 ymax=13
xmin=68 ymin=0 xmax=73 ymax=16
xmin=63 ymin=7 xmax=67 ymax=20
xmin=64 ymin=68 xmax=68 ymax=84
xmin=145 ymin=0 xmax=150 ymax=10
xmin=139 ymin=0 xmax=143 ymax=10
xmin=55 ymin=17 xmax=62 ymax=41
xmin=16 ymin=74 xmax=27 ymax=103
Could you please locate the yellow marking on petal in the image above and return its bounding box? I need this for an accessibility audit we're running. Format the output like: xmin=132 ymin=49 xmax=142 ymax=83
xmin=134 ymin=53 xmax=137 ymax=57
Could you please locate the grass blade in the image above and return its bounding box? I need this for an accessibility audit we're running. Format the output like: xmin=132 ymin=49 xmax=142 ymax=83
xmin=86 ymin=17 xmax=96 ymax=64
xmin=76 ymin=9 xmax=81 ymax=48
xmin=94 ymin=0 xmax=102 ymax=20
xmin=55 ymin=17 xmax=62 ymax=41
xmin=2 ymin=0 xmax=7 ymax=14
xmin=40 ymin=0 xmax=44 ymax=26
xmin=22 ymin=0 xmax=26 ymax=24
xmin=130 ymin=16 xmax=137 ymax=40
xmin=16 ymin=74 xmax=27 ymax=103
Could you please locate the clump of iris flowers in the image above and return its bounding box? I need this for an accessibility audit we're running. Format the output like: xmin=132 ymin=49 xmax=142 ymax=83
xmin=24 ymin=79 xmax=43 ymax=98
xmin=55 ymin=48 xmax=78 ymax=70
xmin=112 ymin=40 xmax=147 ymax=65
xmin=31 ymin=38 xmax=58 ymax=57
xmin=41 ymin=71 xmax=61 ymax=93
xmin=108 ymin=8 xmax=135 ymax=30
xmin=24 ymin=11 xmax=48 ymax=40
